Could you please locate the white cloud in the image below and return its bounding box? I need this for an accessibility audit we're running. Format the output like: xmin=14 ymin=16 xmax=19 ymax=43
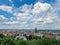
xmin=12 ymin=2 xmax=57 ymax=28
xmin=0 ymin=15 xmax=7 ymax=20
xmin=4 ymin=21 xmax=19 ymax=24
xmin=15 ymin=13 xmax=32 ymax=22
xmin=32 ymin=17 xmax=53 ymax=27
xmin=32 ymin=2 xmax=52 ymax=15
xmin=54 ymin=24 xmax=60 ymax=29
xmin=9 ymin=0 xmax=12 ymax=2
xmin=20 ymin=4 xmax=32 ymax=13
xmin=0 ymin=5 xmax=12 ymax=13
xmin=0 ymin=1 xmax=60 ymax=29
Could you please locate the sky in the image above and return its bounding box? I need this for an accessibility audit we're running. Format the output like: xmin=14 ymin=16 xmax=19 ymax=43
xmin=0 ymin=0 xmax=60 ymax=29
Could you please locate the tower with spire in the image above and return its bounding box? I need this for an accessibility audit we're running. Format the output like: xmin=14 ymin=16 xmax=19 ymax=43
xmin=35 ymin=27 xmax=38 ymax=33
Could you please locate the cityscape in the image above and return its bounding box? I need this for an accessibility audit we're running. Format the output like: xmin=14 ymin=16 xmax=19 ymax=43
xmin=0 ymin=0 xmax=60 ymax=45
xmin=0 ymin=28 xmax=60 ymax=40
xmin=0 ymin=28 xmax=60 ymax=45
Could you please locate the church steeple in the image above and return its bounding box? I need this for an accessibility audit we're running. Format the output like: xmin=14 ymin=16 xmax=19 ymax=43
xmin=35 ymin=27 xmax=38 ymax=33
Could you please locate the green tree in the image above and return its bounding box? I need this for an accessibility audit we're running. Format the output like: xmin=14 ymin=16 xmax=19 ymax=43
xmin=1 ymin=37 xmax=15 ymax=45
xmin=0 ymin=33 xmax=5 ymax=38
xmin=38 ymin=37 xmax=58 ymax=45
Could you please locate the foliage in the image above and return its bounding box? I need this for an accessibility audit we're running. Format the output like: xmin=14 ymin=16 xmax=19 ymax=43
xmin=38 ymin=37 xmax=59 ymax=45
xmin=0 ymin=33 xmax=5 ymax=38
xmin=0 ymin=34 xmax=60 ymax=45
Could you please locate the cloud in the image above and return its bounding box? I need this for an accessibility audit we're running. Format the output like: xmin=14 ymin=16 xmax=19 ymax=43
xmin=4 ymin=21 xmax=19 ymax=24
xmin=32 ymin=15 xmax=56 ymax=27
xmin=20 ymin=4 xmax=32 ymax=13
xmin=0 ymin=15 xmax=7 ymax=20
xmin=32 ymin=2 xmax=52 ymax=15
xmin=54 ymin=24 xmax=60 ymax=29
xmin=0 ymin=5 xmax=12 ymax=13
xmin=11 ymin=2 xmax=58 ymax=28
xmin=0 ymin=1 xmax=60 ymax=29
xmin=9 ymin=0 xmax=12 ymax=2
xmin=16 ymin=13 xmax=32 ymax=21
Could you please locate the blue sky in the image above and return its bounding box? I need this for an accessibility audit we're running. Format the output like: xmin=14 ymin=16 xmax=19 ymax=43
xmin=0 ymin=0 xmax=60 ymax=29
